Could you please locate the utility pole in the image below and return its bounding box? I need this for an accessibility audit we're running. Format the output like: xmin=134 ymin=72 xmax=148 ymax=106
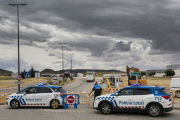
xmin=59 ymin=43 xmax=67 ymax=84
xmin=9 ymin=3 xmax=27 ymax=91
xmin=69 ymin=54 xmax=74 ymax=78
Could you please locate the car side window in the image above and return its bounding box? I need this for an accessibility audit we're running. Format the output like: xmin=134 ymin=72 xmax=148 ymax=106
xmin=26 ymin=87 xmax=38 ymax=94
xmin=118 ymin=88 xmax=134 ymax=96
xmin=38 ymin=87 xmax=52 ymax=93
xmin=134 ymin=88 xmax=152 ymax=95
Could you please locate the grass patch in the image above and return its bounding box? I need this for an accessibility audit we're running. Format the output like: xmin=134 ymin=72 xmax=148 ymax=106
xmin=0 ymin=77 xmax=50 ymax=88
xmin=0 ymin=78 xmax=14 ymax=80
xmin=119 ymin=76 xmax=172 ymax=90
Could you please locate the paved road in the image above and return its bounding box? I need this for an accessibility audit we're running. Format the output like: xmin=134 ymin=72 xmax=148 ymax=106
xmin=63 ymin=77 xmax=102 ymax=93
xmin=0 ymin=104 xmax=179 ymax=120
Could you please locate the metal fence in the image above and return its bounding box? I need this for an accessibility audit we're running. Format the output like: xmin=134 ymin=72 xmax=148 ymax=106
xmin=0 ymin=92 xmax=15 ymax=104
xmin=101 ymin=88 xmax=121 ymax=95
xmin=170 ymin=89 xmax=180 ymax=104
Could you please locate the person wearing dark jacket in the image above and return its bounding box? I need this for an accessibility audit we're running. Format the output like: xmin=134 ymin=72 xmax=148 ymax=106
xmin=89 ymin=82 xmax=102 ymax=99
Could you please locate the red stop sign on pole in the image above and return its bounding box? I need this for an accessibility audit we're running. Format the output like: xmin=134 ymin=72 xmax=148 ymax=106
xmin=67 ymin=96 xmax=74 ymax=104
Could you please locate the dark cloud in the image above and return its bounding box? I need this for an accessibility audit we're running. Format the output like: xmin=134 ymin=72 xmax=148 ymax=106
xmin=108 ymin=41 xmax=132 ymax=52
xmin=1 ymin=0 xmax=180 ymax=71
xmin=1 ymin=0 xmax=180 ymax=54
xmin=47 ymin=36 xmax=114 ymax=57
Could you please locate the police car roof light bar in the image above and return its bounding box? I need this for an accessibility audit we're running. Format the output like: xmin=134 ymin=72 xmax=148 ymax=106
xmin=39 ymin=83 xmax=44 ymax=86
xmin=132 ymin=83 xmax=142 ymax=86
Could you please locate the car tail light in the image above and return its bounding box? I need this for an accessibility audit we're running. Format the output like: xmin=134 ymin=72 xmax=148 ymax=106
xmin=60 ymin=92 xmax=67 ymax=96
xmin=162 ymin=96 xmax=170 ymax=99
xmin=60 ymin=93 xmax=64 ymax=96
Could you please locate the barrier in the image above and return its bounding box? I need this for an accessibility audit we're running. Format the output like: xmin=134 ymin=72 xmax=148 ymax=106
xmin=102 ymin=88 xmax=121 ymax=95
xmin=53 ymin=93 xmax=91 ymax=109
xmin=61 ymin=94 xmax=80 ymax=109
xmin=0 ymin=92 xmax=15 ymax=104
xmin=170 ymin=89 xmax=180 ymax=104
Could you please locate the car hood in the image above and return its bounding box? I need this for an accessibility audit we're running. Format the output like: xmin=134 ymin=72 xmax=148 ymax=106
xmin=7 ymin=93 xmax=18 ymax=97
xmin=97 ymin=94 xmax=113 ymax=98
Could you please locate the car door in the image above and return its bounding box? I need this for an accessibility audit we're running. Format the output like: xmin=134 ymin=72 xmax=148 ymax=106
xmin=35 ymin=87 xmax=54 ymax=106
xmin=19 ymin=87 xmax=38 ymax=106
xmin=133 ymin=88 xmax=154 ymax=109
xmin=113 ymin=88 xmax=134 ymax=109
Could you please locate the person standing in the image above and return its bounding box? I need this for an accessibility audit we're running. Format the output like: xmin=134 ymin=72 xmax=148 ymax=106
xmin=89 ymin=82 xmax=102 ymax=99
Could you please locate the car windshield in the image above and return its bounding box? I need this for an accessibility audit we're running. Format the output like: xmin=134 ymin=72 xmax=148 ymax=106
xmin=52 ymin=87 xmax=66 ymax=92
xmin=16 ymin=87 xmax=30 ymax=94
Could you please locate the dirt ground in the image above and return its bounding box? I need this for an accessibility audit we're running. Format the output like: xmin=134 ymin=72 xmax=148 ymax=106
xmin=119 ymin=76 xmax=171 ymax=90
xmin=0 ymin=76 xmax=51 ymax=88
xmin=0 ymin=76 xmax=75 ymax=88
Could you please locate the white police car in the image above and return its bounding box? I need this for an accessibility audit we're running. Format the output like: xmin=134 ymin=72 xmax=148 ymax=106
xmin=6 ymin=83 xmax=67 ymax=109
xmin=93 ymin=84 xmax=173 ymax=117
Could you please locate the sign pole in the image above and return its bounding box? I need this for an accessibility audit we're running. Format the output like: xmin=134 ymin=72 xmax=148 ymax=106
xmin=36 ymin=73 xmax=38 ymax=84
xmin=136 ymin=75 xmax=138 ymax=84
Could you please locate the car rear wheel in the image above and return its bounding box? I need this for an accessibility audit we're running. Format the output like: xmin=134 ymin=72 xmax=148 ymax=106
xmin=50 ymin=100 xmax=59 ymax=109
xmin=100 ymin=102 xmax=112 ymax=114
xmin=10 ymin=100 xmax=20 ymax=109
xmin=148 ymin=104 xmax=162 ymax=117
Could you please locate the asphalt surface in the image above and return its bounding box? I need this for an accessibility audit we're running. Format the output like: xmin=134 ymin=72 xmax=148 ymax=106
xmin=0 ymin=104 xmax=179 ymax=120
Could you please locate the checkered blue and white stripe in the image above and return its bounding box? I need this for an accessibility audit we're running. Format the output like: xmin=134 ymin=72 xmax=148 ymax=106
xmin=98 ymin=96 xmax=114 ymax=101
xmin=11 ymin=95 xmax=26 ymax=105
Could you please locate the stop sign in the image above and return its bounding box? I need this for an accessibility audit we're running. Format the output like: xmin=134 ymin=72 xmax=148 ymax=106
xmin=62 ymin=73 xmax=64 ymax=76
xmin=67 ymin=96 xmax=74 ymax=104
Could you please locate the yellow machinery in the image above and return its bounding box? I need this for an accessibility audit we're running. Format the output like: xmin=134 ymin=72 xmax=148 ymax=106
xmin=106 ymin=78 xmax=111 ymax=88
xmin=126 ymin=66 xmax=147 ymax=85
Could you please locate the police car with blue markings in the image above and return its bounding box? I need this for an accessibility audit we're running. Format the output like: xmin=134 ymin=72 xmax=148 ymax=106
xmin=6 ymin=83 xmax=67 ymax=109
xmin=93 ymin=84 xmax=174 ymax=117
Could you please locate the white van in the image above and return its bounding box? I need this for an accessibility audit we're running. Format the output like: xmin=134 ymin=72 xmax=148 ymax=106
xmin=170 ymin=78 xmax=180 ymax=90
xmin=170 ymin=78 xmax=180 ymax=97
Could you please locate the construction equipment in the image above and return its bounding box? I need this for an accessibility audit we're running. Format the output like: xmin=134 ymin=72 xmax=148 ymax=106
xmin=126 ymin=65 xmax=147 ymax=85
xmin=99 ymin=74 xmax=122 ymax=88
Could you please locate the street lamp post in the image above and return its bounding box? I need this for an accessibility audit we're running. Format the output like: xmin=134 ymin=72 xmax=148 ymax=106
xmin=59 ymin=43 xmax=67 ymax=84
xmin=9 ymin=3 xmax=27 ymax=92
xmin=69 ymin=54 xmax=74 ymax=78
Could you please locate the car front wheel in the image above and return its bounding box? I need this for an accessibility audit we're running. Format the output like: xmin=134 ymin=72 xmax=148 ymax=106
xmin=148 ymin=104 xmax=162 ymax=117
xmin=100 ymin=102 xmax=112 ymax=114
xmin=10 ymin=100 xmax=20 ymax=109
xmin=50 ymin=100 xmax=59 ymax=109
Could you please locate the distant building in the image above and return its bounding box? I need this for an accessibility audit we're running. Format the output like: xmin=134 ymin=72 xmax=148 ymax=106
xmin=154 ymin=73 xmax=166 ymax=77
xmin=146 ymin=69 xmax=166 ymax=76
xmin=174 ymin=70 xmax=180 ymax=77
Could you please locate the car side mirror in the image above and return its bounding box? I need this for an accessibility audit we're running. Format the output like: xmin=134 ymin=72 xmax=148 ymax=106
xmin=115 ymin=93 xmax=118 ymax=96
xmin=24 ymin=92 xmax=26 ymax=95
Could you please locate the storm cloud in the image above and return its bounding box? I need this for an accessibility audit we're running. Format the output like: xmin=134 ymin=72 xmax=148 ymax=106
xmin=1 ymin=0 xmax=180 ymax=72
